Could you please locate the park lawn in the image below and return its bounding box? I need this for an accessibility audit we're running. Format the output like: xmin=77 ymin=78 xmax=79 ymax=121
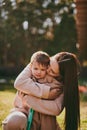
xmin=57 ymin=102 xmax=87 ymax=130
xmin=0 ymin=90 xmax=87 ymax=130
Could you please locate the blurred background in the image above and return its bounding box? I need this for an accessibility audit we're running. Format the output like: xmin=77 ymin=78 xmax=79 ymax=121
xmin=0 ymin=1 xmax=87 ymax=129
xmin=0 ymin=0 xmax=87 ymax=95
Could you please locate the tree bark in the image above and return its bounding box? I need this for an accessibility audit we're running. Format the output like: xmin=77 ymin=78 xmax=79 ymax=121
xmin=75 ymin=0 xmax=87 ymax=60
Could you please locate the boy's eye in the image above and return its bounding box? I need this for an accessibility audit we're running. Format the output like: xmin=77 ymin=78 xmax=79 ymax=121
xmin=34 ymin=67 xmax=38 ymax=70
xmin=41 ymin=69 xmax=46 ymax=71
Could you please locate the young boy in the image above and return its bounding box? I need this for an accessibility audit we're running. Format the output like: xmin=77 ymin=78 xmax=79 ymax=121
xmin=2 ymin=51 xmax=62 ymax=130
xmin=15 ymin=51 xmax=63 ymax=130
xmin=14 ymin=51 xmax=62 ymax=110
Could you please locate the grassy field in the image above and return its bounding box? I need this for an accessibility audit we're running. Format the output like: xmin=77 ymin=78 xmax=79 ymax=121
xmin=57 ymin=102 xmax=87 ymax=130
xmin=0 ymin=90 xmax=87 ymax=130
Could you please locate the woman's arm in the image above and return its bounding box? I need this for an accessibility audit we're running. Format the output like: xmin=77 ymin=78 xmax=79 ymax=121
xmin=23 ymin=93 xmax=64 ymax=116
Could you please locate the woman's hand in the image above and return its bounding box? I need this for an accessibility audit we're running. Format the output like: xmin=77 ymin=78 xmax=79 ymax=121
xmin=48 ymin=86 xmax=63 ymax=100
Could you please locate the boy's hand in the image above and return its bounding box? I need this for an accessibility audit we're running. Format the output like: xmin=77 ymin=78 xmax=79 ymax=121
xmin=48 ymin=87 xmax=63 ymax=100
xmin=18 ymin=91 xmax=26 ymax=99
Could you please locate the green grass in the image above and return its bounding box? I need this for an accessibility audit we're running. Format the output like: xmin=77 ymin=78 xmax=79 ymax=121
xmin=0 ymin=90 xmax=87 ymax=130
xmin=57 ymin=102 xmax=87 ymax=130
xmin=0 ymin=90 xmax=16 ymax=130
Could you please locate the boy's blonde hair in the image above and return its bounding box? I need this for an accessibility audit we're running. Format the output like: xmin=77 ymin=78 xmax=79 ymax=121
xmin=30 ymin=51 xmax=50 ymax=67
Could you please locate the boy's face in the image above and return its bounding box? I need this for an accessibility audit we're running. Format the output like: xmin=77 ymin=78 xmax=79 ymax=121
xmin=47 ymin=58 xmax=60 ymax=77
xmin=31 ymin=61 xmax=47 ymax=80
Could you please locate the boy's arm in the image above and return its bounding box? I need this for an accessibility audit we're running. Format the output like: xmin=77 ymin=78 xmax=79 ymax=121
xmin=14 ymin=91 xmax=23 ymax=108
xmin=14 ymin=64 xmax=51 ymax=99
xmin=23 ymin=93 xmax=64 ymax=116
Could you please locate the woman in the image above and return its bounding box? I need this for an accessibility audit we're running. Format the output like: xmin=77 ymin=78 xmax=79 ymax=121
xmin=23 ymin=52 xmax=80 ymax=130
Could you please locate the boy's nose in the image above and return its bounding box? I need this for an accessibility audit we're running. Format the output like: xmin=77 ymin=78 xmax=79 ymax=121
xmin=37 ymin=70 xmax=41 ymax=74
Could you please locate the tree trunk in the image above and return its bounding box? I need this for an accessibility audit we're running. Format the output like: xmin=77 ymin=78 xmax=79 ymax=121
xmin=75 ymin=0 xmax=87 ymax=60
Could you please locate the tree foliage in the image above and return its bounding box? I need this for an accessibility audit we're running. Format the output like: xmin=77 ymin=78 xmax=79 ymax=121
xmin=0 ymin=0 xmax=77 ymax=67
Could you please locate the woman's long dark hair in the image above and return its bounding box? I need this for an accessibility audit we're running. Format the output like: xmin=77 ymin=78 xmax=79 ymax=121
xmin=55 ymin=52 xmax=80 ymax=130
